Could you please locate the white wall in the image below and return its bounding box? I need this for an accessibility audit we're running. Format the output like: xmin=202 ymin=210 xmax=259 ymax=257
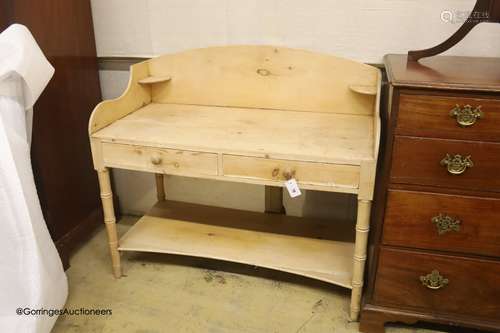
xmin=91 ymin=0 xmax=500 ymax=62
xmin=92 ymin=0 xmax=500 ymax=217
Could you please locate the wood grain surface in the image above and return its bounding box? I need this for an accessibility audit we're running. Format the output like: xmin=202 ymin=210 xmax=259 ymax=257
xmin=148 ymin=46 xmax=379 ymax=115
xmin=373 ymin=247 xmax=500 ymax=318
xmin=397 ymin=93 xmax=500 ymax=142
xmin=385 ymin=54 xmax=500 ymax=92
xmin=391 ymin=136 xmax=500 ymax=193
xmin=93 ymin=102 xmax=376 ymax=165
xmin=383 ymin=190 xmax=500 ymax=257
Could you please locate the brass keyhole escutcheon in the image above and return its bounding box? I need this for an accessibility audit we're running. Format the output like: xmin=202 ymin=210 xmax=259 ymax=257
xmin=420 ymin=270 xmax=449 ymax=290
xmin=440 ymin=154 xmax=473 ymax=175
xmin=431 ymin=213 xmax=461 ymax=235
xmin=450 ymin=104 xmax=483 ymax=127
xmin=256 ymin=68 xmax=271 ymax=76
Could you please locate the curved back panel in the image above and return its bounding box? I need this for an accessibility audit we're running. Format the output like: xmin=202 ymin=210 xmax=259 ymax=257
xmin=148 ymin=46 xmax=379 ymax=115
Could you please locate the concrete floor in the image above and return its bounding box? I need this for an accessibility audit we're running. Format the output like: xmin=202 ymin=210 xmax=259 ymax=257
xmin=52 ymin=217 xmax=445 ymax=333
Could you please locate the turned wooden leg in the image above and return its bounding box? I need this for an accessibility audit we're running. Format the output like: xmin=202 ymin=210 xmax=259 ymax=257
xmin=155 ymin=173 xmax=166 ymax=201
xmin=350 ymin=199 xmax=371 ymax=321
xmin=97 ymin=168 xmax=122 ymax=278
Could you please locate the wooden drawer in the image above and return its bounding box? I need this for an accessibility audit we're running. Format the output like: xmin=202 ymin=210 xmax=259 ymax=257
xmin=391 ymin=136 xmax=500 ymax=192
xmin=222 ymin=155 xmax=360 ymax=188
xmin=373 ymin=247 xmax=500 ymax=319
xmin=397 ymin=94 xmax=500 ymax=142
xmin=102 ymin=143 xmax=218 ymax=176
xmin=383 ymin=190 xmax=500 ymax=257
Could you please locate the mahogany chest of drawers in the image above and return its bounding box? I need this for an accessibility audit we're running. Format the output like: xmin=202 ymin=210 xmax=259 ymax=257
xmin=360 ymin=55 xmax=500 ymax=333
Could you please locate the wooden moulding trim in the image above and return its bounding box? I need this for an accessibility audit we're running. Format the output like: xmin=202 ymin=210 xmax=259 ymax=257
xmin=373 ymin=69 xmax=383 ymax=157
xmin=361 ymin=303 xmax=500 ymax=333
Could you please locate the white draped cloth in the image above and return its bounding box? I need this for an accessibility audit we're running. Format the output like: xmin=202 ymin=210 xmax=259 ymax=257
xmin=0 ymin=24 xmax=68 ymax=333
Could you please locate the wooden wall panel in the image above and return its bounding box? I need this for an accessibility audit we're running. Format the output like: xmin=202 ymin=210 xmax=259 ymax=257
xmin=1 ymin=0 xmax=104 ymax=268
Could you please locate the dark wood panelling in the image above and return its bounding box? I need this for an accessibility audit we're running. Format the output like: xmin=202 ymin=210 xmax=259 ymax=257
xmin=373 ymin=247 xmax=500 ymax=319
xmin=2 ymin=0 xmax=104 ymax=267
xmin=391 ymin=136 xmax=500 ymax=193
xmin=383 ymin=190 xmax=500 ymax=257
xmin=397 ymin=94 xmax=500 ymax=142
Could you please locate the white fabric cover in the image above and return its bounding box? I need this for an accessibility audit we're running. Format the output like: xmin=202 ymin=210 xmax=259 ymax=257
xmin=0 ymin=24 xmax=68 ymax=333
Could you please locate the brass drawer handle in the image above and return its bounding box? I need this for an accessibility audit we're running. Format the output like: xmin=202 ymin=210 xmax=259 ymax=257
xmin=450 ymin=104 xmax=483 ymax=127
xmin=431 ymin=213 xmax=461 ymax=235
xmin=151 ymin=154 xmax=163 ymax=165
xmin=440 ymin=154 xmax=473 ymax=175
xmin=420 ymin=270 xmax=449 ymax=290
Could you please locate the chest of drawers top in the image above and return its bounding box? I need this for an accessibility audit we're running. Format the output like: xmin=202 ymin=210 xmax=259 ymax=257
xmin=385 ymin=54 xmax=500 ymax=93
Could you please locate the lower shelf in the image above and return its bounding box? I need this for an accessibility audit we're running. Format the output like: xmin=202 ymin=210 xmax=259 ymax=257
xmin=119 ymin=200 xmax=355 ymax=289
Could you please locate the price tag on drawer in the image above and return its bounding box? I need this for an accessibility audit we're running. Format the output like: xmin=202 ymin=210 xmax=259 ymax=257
xmin=284 ymin=179 xmax=302 ymax=198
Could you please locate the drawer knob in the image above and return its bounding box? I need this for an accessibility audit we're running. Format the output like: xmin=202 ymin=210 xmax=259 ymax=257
xmin=440 ymin=154 xmax=473 ymax=175
xmin=450 ymin=104 xmax=483 ymax=127
xmin=431 ymin=213 xmax=461 ymax=235
xmin=151 ymin=154 xmax=163 ymax=165
xmin=282 ymin=169 xmax=296 ymax=181
xmin=420 ymin=270 xmax=449 ymax=290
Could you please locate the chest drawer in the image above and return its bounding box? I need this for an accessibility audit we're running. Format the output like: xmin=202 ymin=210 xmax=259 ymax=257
xmin=391 ymin=136 xmax=500 ymax=193
xmin=222 ymin=155 xmax=360 ymax=188
xmin=373 ymin=247 xmax=500 ymax=319
xmin=102 ymin=143 xmax=218 ymax=176
xmin=397 ymin=94 xmax=500 ymax=142
xmin=383 ymin=190 xmax=500 ymax=257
